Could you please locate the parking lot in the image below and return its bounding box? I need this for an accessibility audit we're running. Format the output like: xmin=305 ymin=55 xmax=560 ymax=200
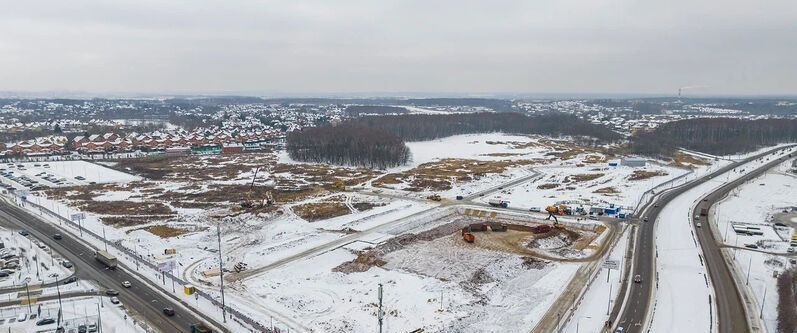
xmin=0 ymin=161 xmax=140 ymax=192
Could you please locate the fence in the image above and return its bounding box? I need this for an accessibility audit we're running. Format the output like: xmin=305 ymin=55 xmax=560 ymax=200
xmin=19 ymin=197 xmax=283 ymax=333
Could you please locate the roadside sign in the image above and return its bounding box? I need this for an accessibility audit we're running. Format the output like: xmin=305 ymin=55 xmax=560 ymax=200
xmin=602 ymin=259 xmax=619 ymax=270
xmin=70 ymin=213 xmax=85 ymax=221
xmin=157 ymin=260 xmax=177 ymax=273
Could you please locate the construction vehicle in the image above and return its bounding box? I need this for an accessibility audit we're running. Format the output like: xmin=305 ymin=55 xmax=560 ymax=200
xmin=332 ymin=180 xmax=346 ymax=191
xmin=488 ymin=198 xmax=510 ymax=208
xmin=94 ymin=250 xmax=117 ymax=270
xmin=532 ymin=224 xmax=552 ymax=234
xmin=427 ymin=194 xmax=442 ymax=201
xmin=462 ymin=232 xmax=475 ymax=243
xmin=190 ymin=323 xmax=213 ymax=333
xmin=240 ymin=166 xmax=274 ymax=209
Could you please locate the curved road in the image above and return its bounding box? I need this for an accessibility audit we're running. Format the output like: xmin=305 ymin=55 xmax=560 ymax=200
xmin=694 ymin=153 xmax=795 ymax=333
xmin=612 ymin=146 xmax=795 ymax=333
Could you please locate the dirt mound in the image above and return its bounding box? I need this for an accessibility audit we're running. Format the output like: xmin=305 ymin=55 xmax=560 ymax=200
xmin=332 ymin=250 xmax=387 ymax=273
xmin=526 ymin=229 xmax=580 ymax=250
xmin=520 ymin=256 xmax=549 ymax=269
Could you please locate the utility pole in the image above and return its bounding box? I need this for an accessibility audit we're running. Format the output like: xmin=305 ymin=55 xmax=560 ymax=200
xmin=102 ymin=227 xmax=108 ymax=252
xmin=760 ymin=285 xmax=767 ymax=319
xmin=216 ymin=223 xmax=227 ymax=323
xmin=377 ymin=283 xmax=384 ymax=333
xmin=24 ymin=283 xmax=32 ymax=313
xmin=97 ymin=302 xmax=103 ymax=333
xmin=607 ymin=282 xmax=613 ymax=315
xmin=55 ymin=276 xmax=63 ymax=326
xmin=746 ymin=255 xmax=752 ymax=285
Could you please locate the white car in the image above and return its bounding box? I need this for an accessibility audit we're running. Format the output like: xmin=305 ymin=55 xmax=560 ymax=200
xmin=110 ymin=297 xmax=120 ymax=304
xmin=122 ymin=280 xmax=131 ymax=288
xmin=696 ymin=222 xmax=702 ymax=228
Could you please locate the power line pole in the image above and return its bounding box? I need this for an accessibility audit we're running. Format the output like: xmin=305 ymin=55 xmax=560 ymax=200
xmin=378 ymin=283 xmax=384 ymax=333
xmin=216 ymin=223 xmax=227 ymax=323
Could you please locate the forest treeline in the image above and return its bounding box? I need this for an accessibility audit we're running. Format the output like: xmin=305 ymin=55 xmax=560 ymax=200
xmin=287 ymin=112 xmax=621 ymax=168
xmin=631 ymin=118 xmax=797 ymax=156
xmin=346 ymin=112 xmax=622 ymax=143
xmin=286 ymin=124 xmax=410 ymax=169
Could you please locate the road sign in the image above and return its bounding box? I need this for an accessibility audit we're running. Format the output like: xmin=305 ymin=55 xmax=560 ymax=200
xmin=157 ymin=260 xmax=177 ymax=273
xmin=602 ymin=259 xmax=619 ymax=270
xmin=70 ymin=213 xmax=85 ymax=221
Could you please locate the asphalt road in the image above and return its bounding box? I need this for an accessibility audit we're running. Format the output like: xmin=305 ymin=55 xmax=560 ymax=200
xmin=0 ymin=200 xmax=211 ymax=333
xmin=612 ymin=146 xmax=795 ymax=333
xmin=694 ymin=153 xmax=795 ymax=333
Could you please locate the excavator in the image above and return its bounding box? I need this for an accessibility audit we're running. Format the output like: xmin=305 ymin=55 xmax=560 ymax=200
xmin=240 ymin=166 xmax=274 ymax=209
xmin=545 ymin=204 xmax=569 ymax=228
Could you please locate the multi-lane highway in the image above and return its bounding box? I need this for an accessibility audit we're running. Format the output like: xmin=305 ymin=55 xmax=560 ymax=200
xmin=611 ymin=145 xmax=794 ymax=332
xmin=694 ymin=152 xmax=795 ymax=333
xmin=0 ymin=199 xmax=221 ymax=333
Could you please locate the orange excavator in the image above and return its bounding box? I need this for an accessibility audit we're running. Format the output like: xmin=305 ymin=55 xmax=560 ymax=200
xmin=462 ymin=232 xmax=475 ymax=243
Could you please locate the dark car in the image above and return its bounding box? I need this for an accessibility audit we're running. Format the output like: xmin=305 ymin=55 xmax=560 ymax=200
xmin=62 ymin=261 xmax=73 ymax=268
xmin=18 ymin=230 xmax=29 ymax=236
xmin=162 ymin=307 xmax=175 ymax=316
xmin=63 ymin=276 xmax=78 ymax=284
xmin=456 ymin=195 xmax=464 ymax=200
xmin=78 ymin=324 xmax=88 ymax=333
xmin=105 ymin=289 xmax=119 ymax=296
xmin=53 ymin=234 xmax=63 ymax=240
xmin=36 ymin=318 xmax=55 ymax=326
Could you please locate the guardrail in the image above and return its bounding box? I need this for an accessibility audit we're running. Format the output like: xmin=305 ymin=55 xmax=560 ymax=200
xmin=17 ymin=198 xmax=284 ymax=333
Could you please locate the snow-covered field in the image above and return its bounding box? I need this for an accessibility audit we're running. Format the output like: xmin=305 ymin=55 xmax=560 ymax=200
xmin=0 ymin=133 xmax=759 ymax=333
xmin=482 ymin=163 xmax=688 ymax=211
xmin=0 ymin=160 xmax=140 ymax=190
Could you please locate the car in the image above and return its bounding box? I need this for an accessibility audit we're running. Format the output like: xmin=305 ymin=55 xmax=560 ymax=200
xmin=105 ymin=289 xmax=119 ymax=296
xmin=456 ymin=195 xmax=464 ymax=200
xmin=37 ymin=243 xmax=46 ymax=249
xmin=62 ymin=261 xmax=73 ymax=268
xmin=694 ymin=215 xmax=700 ymax=220
xmin=110 ymin=297 xmax=120 ymax=304
xmin=529 ymin=207 xmax=541 ymax=212
xmin=36 ymin=318 xmax=55 ymax=326
xmin=588 ymin=215 xmax=598 ymax=221
xmin=653 ymin=204 xmax=659 ymax=208
xmin=78 ymin=324 xmax=87 ymax=333
xmin=63 ymin=276 xmax=78 ymax=284
xmin=696 ymin=222 xmax=702 ymax=228
xmin=643 ymin=217 xmax=649 ymax=222
xmin=702 ymin=198 xmax=708 ymax=202
xmin=88 ymin=323 xmax=98 ymax=332
xmin=162 ymin=307 xmax=175 ymax=316
xmin=122 ymin=280 xmax=131 ymax=288
xmin=53 ymin=234 xmax=62 ymax=240
xmin=788 ymin=248 xmax=795 ymax=254
xmin=18 ymin=230 xmax=29 ymax=236
xmin=633 ymin=274 xmax=642 ymax=283
xmin=0 ymin=271 xmax=9 ymax=278
xmin=745 ymin=244 xmax=759 ymax=249
xmin=16 ymin=313 xmax=27 ymax=322
xmin=615 ymin=327 xmax=625 ymax=333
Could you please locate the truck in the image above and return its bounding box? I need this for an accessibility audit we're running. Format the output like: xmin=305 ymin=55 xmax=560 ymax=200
xmin=94 ymin=250 xmax=117 ymax=269
xmin=700 ymin=208 xmax=708 ymax=216
xmin=488 ymin=198 xmax=509 ymax=208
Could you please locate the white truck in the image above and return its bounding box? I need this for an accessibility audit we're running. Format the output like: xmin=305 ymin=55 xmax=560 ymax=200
xmin=488 ymin=198 xmax=510 ymax=208
xmin=95 ymin=250 xmax=117 ymax=269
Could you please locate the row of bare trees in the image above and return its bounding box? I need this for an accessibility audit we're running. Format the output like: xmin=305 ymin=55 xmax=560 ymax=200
xmin=286 ymin=124 xmax=410 ymax=169
xmin=346 ymin=112 xmax=622 ymax=142
xmin=778 ymin=270 xmax=797 ymax=333
xmin=632 ymin=118 xmax=797 ymax=156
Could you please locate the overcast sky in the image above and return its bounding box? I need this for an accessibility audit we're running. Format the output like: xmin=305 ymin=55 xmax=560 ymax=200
xmin=1 ymin=0 xmax=796 ymax=97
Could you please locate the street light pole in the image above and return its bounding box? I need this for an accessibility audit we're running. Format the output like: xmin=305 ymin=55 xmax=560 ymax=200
xmin=216 ymin=223 xmax=227 ymax=323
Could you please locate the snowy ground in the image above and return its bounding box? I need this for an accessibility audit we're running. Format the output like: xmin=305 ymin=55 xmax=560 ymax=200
xmin=650 ymin=146 xmax=797 ymax=332
xmin=714 ymin=158 xmax=797 ymax=332
xmin=0 ymin=296 xmax=143 ymax=333
xmin=0 ymin=230 xmax=71 ymax=289
xmin=481 ymin=163 xmax=688 ymax=212
xmin=562 ymin=226 xmax=631 ymax=333
xmin=0 ymin=160 xmax=140 ymax=190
